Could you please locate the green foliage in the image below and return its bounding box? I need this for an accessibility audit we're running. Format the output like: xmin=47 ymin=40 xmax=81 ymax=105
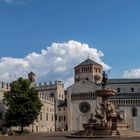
xmin=4 ymin=77 xmax=42 ymax=132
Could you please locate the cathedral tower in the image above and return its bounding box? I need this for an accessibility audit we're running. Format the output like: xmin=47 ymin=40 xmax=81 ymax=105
xmin=74 ymin=58 xmax=103 ymax=83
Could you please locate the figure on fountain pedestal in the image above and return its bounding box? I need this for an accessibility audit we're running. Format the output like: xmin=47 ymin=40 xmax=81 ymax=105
xmin=101 ymin=71 xmax=108 ymax=88
xmin=88 ymin=113 xmax=97 ymax=123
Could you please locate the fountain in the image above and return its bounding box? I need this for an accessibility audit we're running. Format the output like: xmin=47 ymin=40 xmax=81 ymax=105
xmin=68 ymin=71 xmax=128 ymax=138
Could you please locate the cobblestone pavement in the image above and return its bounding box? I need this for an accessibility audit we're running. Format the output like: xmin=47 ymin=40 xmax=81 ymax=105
xmin=0 ymin=132 xmax=140 ymax=140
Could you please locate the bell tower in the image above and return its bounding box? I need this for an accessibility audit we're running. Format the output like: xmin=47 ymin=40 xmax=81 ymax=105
xmin=74 ymin=58 xmax=103 ymax=83
xmin=28 ymin=71 xmax=36 ymax=84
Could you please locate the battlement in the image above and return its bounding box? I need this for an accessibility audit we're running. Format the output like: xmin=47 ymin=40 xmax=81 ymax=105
xmin=35 ymin=80 xmax=64 ymax=88
xmin=0 ymin=81 xmax=10 ymax=91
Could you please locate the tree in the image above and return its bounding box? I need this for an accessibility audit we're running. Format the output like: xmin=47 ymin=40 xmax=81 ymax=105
xmin=4 ymin=77 xmax=42 ymax=133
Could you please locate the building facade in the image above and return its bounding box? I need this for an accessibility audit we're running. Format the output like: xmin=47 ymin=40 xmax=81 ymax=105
xmin=67 ymin=58 xmax=103 ymax=131
xmin=108 ymin=79 xmax=140 ymax=131
xmin=0 ymin=73 xmax=65 ymax=133
xmin=27 ymin=72 xmax=65 ymax=132
xmin=0 ymin=82 xmax=10 ymax=124
xmin=67 ymin=58 xmax=140 ymax=132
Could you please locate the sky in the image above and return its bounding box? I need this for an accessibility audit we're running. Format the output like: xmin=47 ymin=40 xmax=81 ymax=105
xmin=0 ymin=0 xmax=140 ymax=87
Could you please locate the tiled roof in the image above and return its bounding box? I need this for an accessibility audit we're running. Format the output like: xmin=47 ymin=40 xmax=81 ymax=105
xmin=67 ymin=79 xmax=98 ymax=94
xmin=110 ymin=93 xmax=140 ymax=99
xmin=75 ymin=58 xmax=102 ymax=68
xmin=108 ymin=79 xmax=140 ymax=84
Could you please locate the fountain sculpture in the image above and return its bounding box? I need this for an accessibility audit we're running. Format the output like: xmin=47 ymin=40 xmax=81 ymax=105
xmin=69 ymin=71 xmax=128 ymax=138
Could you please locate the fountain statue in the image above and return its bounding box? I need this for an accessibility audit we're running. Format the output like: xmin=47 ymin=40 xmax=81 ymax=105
xmin=68 ymin=71 xmax=128 ymax=138
xmin=101 ymin=71 xmax=108 ymax=88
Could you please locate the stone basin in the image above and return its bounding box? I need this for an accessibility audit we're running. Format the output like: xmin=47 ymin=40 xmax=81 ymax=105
xmin=83 ymin=123 xmax=111 ymax=130
xmin=95 ymin=88 xmax=116 ymax=97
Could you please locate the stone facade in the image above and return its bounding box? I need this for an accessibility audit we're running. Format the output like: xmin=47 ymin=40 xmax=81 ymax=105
xmin=57 ymin=102 xmax=67 ymax=131
xmin=0 ymin=82 xmax=10 ymax=122
xmin=28 ymin=73 xmax=65 ymax=132
xmin=0 ymin=73 xmax=65 ymax=133
xmin=108 ymin=79 xmax=140 ymax=131
xmin=67 ymin=58 xmax=103 ymax=131
xmin=67 ymin=58 xmax=140 ymax=132
xmin=67 ymin=80 xmax=98 ymax=131
xmin=26 ymin=88 xmax=55 ymax=132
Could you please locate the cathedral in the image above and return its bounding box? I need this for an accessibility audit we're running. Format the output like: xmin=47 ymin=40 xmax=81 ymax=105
xmin=67 ymin=58 xmax=140 ymax=131
xmin=0 ymin=58 xmax=140 ymax=132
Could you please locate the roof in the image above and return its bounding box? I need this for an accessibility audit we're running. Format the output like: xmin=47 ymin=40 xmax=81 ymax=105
xmin=110 ymin=93 xmax=140 ymax=99
xmin=28 ymin=71 xmax=36 ymax=76
xmin=67 ymin=79 xmax=98 ymax=94
xmin=75 ymin=58 xmax=102 ymax=68
xmin=58 ymin=102 xmax=67 ymax=107
xmin=108 ymin=79 xmax=140 ymax=84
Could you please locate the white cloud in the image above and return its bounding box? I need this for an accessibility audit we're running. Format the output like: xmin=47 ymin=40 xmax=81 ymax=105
xmin=0 ymin=40 xmax=110 ymax=88
xmin=63 ymin=77 xmax=74 ymax=89
xmin=122 ymin=68 xmax=140 ymax=78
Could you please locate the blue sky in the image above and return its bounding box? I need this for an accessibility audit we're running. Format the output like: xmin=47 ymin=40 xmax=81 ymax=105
xmin=0 ymin=0 xmax=140 ymax=86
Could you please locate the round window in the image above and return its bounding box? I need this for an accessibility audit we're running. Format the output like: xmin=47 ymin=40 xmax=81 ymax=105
xmin=79 ymin=102 xmax=91 ymax=114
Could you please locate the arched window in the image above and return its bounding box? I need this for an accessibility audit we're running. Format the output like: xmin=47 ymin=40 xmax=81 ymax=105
xmin=132 ymin=107 xmax=137 ymax=117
